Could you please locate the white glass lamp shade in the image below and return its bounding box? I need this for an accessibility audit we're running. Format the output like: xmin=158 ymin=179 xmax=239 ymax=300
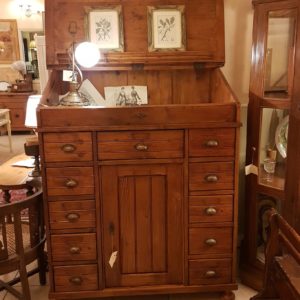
xmin=25 ymin=95 xmax=42 ymax=128
xmin=75 ymin=42 xmax=100 ymax=68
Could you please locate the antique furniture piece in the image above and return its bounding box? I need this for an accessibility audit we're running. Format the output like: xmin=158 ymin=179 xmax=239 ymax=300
xmin=251 ymin=209 xmax=300 ymax=300
xmin=0 ymin=181 xmax=47 ymax=300
xmin=0 ymin=92 xmax=35 ymax=131
xmin=240 ymin=0 xmax=300 ymax=290
xmin=0 ymin=108 xmax=12 ymax=152
xmin=0 ymin=153 xmax=33 ymax=203
xmin=38 ymin=0 xmax=240 ymax=299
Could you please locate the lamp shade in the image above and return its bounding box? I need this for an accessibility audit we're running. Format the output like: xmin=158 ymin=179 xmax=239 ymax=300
xmin=75 ymin=42 xmax=100 ymax=68
xmin=25 ymin=95 xmax=42 ymax=128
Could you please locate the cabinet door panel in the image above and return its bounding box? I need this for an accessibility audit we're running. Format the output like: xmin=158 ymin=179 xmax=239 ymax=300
xmin=101 ymin=164 xmax=183 ymax=287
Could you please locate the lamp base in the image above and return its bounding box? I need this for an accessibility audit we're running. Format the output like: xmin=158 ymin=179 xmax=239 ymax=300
xmin=60 ymin=90 xmax=90 ymax=106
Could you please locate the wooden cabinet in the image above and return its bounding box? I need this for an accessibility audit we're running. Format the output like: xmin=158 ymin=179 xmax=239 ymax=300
xmin=0 ymin=92 xmax=34 ymax=131
xmin=240 ymin=0 xmax=300 ymax=291
xmin=39 ymin=0 xmax=240 ymax=299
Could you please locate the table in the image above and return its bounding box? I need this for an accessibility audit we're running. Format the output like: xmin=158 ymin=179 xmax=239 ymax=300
xmin=0 ymin=153 xmax=33 ymax=203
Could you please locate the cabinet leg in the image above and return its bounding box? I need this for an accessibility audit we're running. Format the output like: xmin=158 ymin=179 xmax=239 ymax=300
xmin=220 ymin=291 xmax=235 ymax=300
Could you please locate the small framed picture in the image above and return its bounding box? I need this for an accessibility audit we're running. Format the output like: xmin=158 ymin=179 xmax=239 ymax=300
xmin=85 ymin=6 xmax=124 ymax=52
xmin=148 ymin=6 xmax=186 ymax=52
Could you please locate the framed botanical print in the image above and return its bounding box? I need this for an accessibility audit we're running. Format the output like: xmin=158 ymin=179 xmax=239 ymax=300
xmin=0 ymin=19 xmax=20 ymax=63
xmin=85 ymin=6 xmax=124 ymax=52
xmin=148 ymin=6 xmax=186 ymax=52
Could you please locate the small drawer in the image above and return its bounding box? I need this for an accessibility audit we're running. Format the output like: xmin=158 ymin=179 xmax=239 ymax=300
xmin=189 ymin=259 xmax=232 ymax=285
xmin=189 ymin=227 xmax=232 ymax=255
xmin=98 ymin=130 xmax=184 ymax=160
xmin=189 ymin=162 xmax=234 ymax=191
xmin=189 ymin=195 xmax=233 ymax=223
xmin=43 ymin=132 xmax=92 ymax=162
xmin=10 ymin=109 xmax=25 ymax=125
xmin=51 ymin=233 xmax=97 ymax=262
xmin=54 ymin=264 xmax=98 ymax=292
xmin=46 ymin=167 xmax=94 ymax=196
xmin=189 ymin=128 xmax=235 ymax=157
xmin=49 ymin=200 xmax=96 ymax=229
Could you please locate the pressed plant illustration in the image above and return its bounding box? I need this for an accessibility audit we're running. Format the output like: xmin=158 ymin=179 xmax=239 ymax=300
xmin=157 ymin=16 xmax=175 ymax=42
xmin=95 ymin=18 xmax=112 ymax=41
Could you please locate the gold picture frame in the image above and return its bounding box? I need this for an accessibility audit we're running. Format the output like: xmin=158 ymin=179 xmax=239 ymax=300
xmin=148 ymin=5 xmax=186 ymax=52
xmin=0 ymin=19 xmax=20 ymax=63
xmin=85 ymin=6 xmax=124 ymax=52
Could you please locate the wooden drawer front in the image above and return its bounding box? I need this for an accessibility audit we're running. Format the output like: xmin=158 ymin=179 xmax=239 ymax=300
xmin=10 ymin=109 xmax=25 ymax=127
xmin=189 ymin=128 xmax=235 ymax=157
xmin=46 ymin=167 xmax=94 ymax=196
xmin=51 ymin=233 xmax=97 ymax=261
xmin=0 ymin=102 xmax=25 ymax=109
xmin=189 ymin=259 xmax=232 ymax=285
xmin=98 ymin=130 xmax=184 ymax=160
xmin=43 ymin=132 xmax=92 ymax=162
xmin=189 ymin=227 xmax=232 ymax=255
xmin=189 ymin=195 xmax=233 ymax=223
xmin=49 ymin=200 xmax=96 ymax=230
xmin=54 ymin=264 xmax=98 ymax=292
xmin=189 ymin=162 xmax=234 ymax=191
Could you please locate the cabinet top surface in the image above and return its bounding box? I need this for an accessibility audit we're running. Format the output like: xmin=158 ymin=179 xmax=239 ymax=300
xmin=45 ymin=0 xmax=225 ymax=69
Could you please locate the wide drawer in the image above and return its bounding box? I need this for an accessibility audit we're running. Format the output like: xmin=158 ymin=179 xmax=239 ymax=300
xmin=51 ymin=233 xmax=97 ymax=261
xmin=43 ymin=132 xmax=92 ymax=162
xmin=189 ymin=259 xmax=232 ymax=285
xmin=98 ymin=130 xmax=184 ymax=160
xmin=54 ymin=264 xmax=98 ymax=292
xmin=189 ymin=227 xmax=232 ymax=255
xmin=189 ymin=128 xmax=235 ymax=157
xmin=189 ymin=195 xmax=233 ymax=223
xmin=189 ymin=162 xmax=234 ymax=191
xmin=49 ymin=200 xmax=96 ymax=230
xmin=46 ymin=167 xmax=94 ymax=196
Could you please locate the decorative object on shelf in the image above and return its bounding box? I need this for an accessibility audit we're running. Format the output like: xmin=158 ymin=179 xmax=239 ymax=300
xmin=59 ymin=42 xmax=100 ymax=106
xmin=85 ymin=6 xmax=124 ymax=52
xmin=148 ymin=5 xmax=186 ymax=52
xmin=275 ymin=115 xmax=289 ymax=159
xmin=0 ymin=81 xmax=10 ymax=92
xmin=10 ymin=60 xmax=33 ymax=92
xmin=104 ymin=85 xmax=148 ymax=107
xmin=0 ymin=20 xmax=20 ymax=63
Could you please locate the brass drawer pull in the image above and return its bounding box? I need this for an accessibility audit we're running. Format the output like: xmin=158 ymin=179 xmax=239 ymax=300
xmin=65 ymin=179 xmax=78 ymax=188
xmin=205 ymin=238 xmax=217 ymax=246
xmin=61 ymin=144 xmax=77 ymax=153
xmin=205 ymin=270 xmax=216 ymax=278
xmin=66 ymin=213 xmax=80 ymax=222
xmin=69 ymin=276 xmax=82 ymax=285
xmin=205 ymin=175 xmax=219 ymax=182
xmin=205 ymin=140 xmax=219 ymax=147
xmin=69 ymin=246 xmax=81 ymax=254
xmin=135 ymin=143 xmax=148 ymax=151
xmin=205 ymin=207 xmax=217 ymax=216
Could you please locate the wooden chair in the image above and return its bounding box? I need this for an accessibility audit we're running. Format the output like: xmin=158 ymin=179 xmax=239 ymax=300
xmin=251 ymin=209 xmax=300 ymax=300
xmin=0 ymin=108 xmax=12 ymax=152
xmin=0 ymin=181 xmax=47 ymax=300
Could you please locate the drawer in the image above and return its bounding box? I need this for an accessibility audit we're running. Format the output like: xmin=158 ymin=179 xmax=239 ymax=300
xmin=49 ymin=200 xmax=96 ymax=230
xmin=189 ymin=227 xmax=232 ymax=255
xmin=189 ymin=195 xmax=233 ymax=223
xmin=10 ymin=109 xmax=25 ymax=126
xmin=189 ymin=162 xmax=234 ymax=191
xmin=51 ymin=233 xmax=97 ymax=261
xmin=189 ymin=128 xmax=235 ymax=157
xmin=43 ymin=132 xmax=92 ymax=162
xmin=46 ymin=167 xmax=94 ymax=196
xmin=98 ymin=130 xmax=184 ymax=160
xmin=0 ymin=102 xmax=25 ymax=109
xmin=54 ymin=264 xmax=98 ymax=292
xmin=189 ymin=259 xmax=232 ymax=285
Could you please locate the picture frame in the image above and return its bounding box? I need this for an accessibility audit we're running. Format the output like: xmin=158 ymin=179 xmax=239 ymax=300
xmin=0 ymin=19 xmax=20 ymax=63
xmin=148 ymin=6 xmax=186 ymax=52
xmin=85 ymin=6 xmax=124 ymax=52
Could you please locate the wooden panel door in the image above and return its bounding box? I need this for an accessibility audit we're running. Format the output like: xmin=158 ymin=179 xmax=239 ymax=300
xmin=101 ymin=164 xmax=183 ymax=288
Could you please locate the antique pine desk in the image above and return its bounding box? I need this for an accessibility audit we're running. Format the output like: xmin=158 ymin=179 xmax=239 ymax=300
xmin=38 ymin=0 xmax=240 ymax=299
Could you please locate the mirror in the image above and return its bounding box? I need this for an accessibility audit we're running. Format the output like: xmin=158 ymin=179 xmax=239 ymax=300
xmin=21 ymin=30 xmax=44 ymax=80
xmin=264 ymin=9 xmax=296 ymax=98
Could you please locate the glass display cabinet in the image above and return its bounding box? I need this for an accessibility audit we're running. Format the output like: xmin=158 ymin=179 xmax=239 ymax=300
xmin=240 ymin=0 xmax=299 ymax=290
